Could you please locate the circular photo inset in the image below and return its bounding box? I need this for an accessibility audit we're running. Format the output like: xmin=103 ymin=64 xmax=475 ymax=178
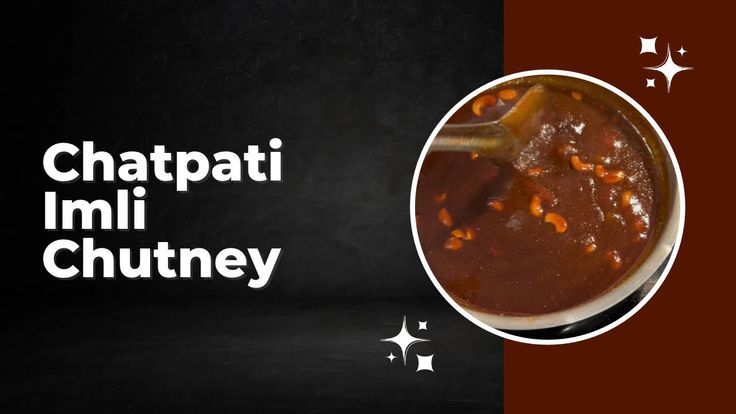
xmin=410 ymin=70 xmax=684 ymax=344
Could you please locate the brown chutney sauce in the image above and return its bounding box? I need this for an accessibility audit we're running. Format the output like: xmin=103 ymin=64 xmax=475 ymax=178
xmin=416 ymin=84 xmax=659 ymax=315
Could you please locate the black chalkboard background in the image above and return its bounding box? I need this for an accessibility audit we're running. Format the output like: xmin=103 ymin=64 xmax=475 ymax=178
xmin=3 ymin=1 xmax=503 ymax=412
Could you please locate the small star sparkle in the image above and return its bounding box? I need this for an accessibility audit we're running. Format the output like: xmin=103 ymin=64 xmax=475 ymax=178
xmin=646 ymin=78 xmax=656 ymax=88
xmin=380 ymin=316 xmax=429 ymax=366
xmin=676 ymin=46 xmax=687 ymax=56
xmin=416 ymin=354 xmax=434 ymax=372
xmin=644 ymin=44 xmax=693 ymax=93
xmin=418 ymin=321 xmax=428 ymax=330
xmin=386 ymin=352 xmax=396 ymax=363
xmin=639 ymin=36 xmax=657 ymax=54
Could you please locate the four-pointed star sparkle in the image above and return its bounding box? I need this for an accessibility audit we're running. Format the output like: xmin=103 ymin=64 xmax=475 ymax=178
xmin=386 ymin=352 xmax=396 ymax=363
xmin=418 ymin=321 xmax=428 ymax=330
xmin=646 ymin=78 xmax=656 ymax=88
xmin=677 ymin=46 xmax=687 ymax=57
xmin=644 ymin=43 xmax=693 ymax=93
xmin=639 ymin=36 xmax=657 ymax=54
xmin=380 ymin=316 xmax=429 ymax=365
xmin=416 ymin=354 xmax=434 ymax=372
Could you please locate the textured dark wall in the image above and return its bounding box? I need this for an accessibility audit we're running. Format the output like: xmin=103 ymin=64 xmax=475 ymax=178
xmin=8 ymin=0 xmax=502 ymax=300
xmin=3 ymin=2 xmax=504 ymax=412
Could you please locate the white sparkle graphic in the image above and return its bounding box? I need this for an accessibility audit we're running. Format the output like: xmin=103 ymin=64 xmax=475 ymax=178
xmin=639 ymin=36 xmax=657 ymax=54
xmin=380 ymin=316 xmax=429 ymax=366
xmin=418 ymin=321 xmax=428 ymax=330
xmin=676 ymin=46 xmax=687 ymax=57
xmin=646 ymin=78 xmax=656 ymax=88
xmin=386 ymin=352 xmax=396 ymax=363
xmin=416 ymin=354 xmax=434 ymax=372
xmin=644 ymin=44 xmax=693 ymax=93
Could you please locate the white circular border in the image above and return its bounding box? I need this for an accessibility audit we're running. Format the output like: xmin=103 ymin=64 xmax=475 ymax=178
xmin=409 ymin=69 xmax=686 ymax=345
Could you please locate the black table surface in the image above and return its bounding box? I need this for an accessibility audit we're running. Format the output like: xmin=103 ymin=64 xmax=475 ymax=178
xmin=1 ymin=298 xmax=503 ymax=413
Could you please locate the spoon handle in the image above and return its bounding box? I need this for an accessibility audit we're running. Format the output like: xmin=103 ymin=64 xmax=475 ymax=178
xmin=429 ymin=122 xmax=512 ymax=156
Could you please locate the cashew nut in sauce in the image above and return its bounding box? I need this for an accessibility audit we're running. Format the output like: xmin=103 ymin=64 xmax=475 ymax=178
xmin=444 ymin=237 xmax=463 ymax=251
xmin=498 ymin=88 xmax=518 ymax=101
xmin=463 ymin=227 xmax=476 ymax=241
xmin=471 ymin=94 xmax=497 ymax=117
xmin=529 ymin=194 xmax=543 ymax=217
xmin=621 ymin=190 xmax=633 ymax=208
xmin=602 ymin=170 xmax=626 ymax=184
xmin=570 ymin=155 xmax=594 ymax=172
xmin=604 ymin=250 xmax=623 ymax=270
xmin=544 ymin=213 xmax=568 ymax=234
xmin=558 ymin=143 xmax=578 ymax=158
xmin=594 ymin=164 xmax=607 ymax=178
xmin=438 ymin=207 xmax=452 ymax=227
xmin=488 ymin=200 xmax=505 ymax=211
